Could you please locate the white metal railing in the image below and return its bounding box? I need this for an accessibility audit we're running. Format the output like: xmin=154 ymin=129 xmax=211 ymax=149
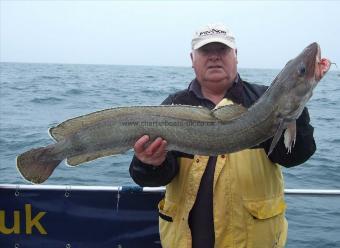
xmin=1 ymin=184 xmax=340 ymax=196
xmin=284 ymin=189 xmax=340 ymax=196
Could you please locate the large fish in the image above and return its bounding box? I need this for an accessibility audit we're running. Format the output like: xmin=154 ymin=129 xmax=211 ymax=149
xmin=17 ymin=42 xmax=330 ymax=184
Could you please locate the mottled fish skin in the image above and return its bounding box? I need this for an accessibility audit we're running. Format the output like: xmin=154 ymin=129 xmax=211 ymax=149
xmin=16 ymin=42 xmax=331 ymax=184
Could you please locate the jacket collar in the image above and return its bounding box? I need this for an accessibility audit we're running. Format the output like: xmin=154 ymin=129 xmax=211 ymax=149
xmin=188 ymin=74 xmax=244 ymax=105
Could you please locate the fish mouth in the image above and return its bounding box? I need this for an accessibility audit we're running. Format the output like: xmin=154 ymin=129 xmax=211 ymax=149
xmin=316 ymin=57 xmax=331 ymax=81
xmin=313 ymin=43 xmax=331 ymax=81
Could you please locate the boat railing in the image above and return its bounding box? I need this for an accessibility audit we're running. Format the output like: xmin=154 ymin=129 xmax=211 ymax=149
xmin=1 ymin=184 xmax=340 ymax=195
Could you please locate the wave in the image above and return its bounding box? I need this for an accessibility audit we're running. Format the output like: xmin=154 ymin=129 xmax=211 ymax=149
xmin=38 ymin=75 xmax=61 ymax=80
xmin=30 ymin=96 xmax=64 ymax=104
xmin=64 ymin=89 xmax=85 ymax=95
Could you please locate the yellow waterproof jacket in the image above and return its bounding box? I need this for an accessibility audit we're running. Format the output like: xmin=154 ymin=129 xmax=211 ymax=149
xmin=158 ymin=99 xmax=288 ymax=248
xmin=130 ymin=79 xmax=316 ymax=248
xmin=159 ymin=151 xmax=287 ymax=248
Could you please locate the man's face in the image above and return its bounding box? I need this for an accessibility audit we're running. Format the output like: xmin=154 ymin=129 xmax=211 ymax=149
xmin=191 ymin=42 xmax=238 ymax=84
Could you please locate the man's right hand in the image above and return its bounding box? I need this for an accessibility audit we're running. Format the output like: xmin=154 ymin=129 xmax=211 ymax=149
xmin=134 ymin=135 xmax=168 ymax=166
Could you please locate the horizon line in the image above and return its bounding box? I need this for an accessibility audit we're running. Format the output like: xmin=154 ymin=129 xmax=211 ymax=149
xmin=0 ymin=61 xmax=283 ymax=70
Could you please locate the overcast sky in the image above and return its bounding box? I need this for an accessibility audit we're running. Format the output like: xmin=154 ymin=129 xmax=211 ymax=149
xmin=1 ymin=1 xmax=339 ymax=69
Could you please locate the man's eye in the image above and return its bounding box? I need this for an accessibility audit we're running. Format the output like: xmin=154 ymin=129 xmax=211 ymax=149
xmin=198 ymin=47 xmax=209 ymax=54
xmin=198 ymin=45 xmax=228 ymax=54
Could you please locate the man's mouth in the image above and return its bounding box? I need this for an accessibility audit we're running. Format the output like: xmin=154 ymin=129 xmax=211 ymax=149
xmin=207 ymin=65 xmax=223 ymax=69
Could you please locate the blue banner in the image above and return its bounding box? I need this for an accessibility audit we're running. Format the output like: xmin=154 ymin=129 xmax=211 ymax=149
xmin=0 ymin=185 xmax=164 ymax=248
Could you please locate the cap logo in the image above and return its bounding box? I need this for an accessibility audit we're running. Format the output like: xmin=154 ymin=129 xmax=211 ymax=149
xmin=199 ymin=29 xmax=226 ymax=36
xmin=191 ymin=24 xmax=236 ymax=49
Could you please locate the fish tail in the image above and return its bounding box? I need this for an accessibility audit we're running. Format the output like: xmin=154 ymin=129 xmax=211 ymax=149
xmin=16 ymin=146 xmax=62 ymax=184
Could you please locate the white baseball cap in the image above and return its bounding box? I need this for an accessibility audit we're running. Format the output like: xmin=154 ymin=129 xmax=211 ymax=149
xmin=191 ymin=23 xmax=236 ymax=50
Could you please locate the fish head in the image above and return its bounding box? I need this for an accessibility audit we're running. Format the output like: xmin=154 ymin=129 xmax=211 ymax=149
xmin=292 ymin=42 xmax=329 ymax=83
xmin=275 ymin=42 xmax=330 ymax=119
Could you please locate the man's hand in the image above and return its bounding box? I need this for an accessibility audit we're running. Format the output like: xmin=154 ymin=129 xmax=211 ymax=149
xmin=134 ymin=135 xmax=168 ymax=166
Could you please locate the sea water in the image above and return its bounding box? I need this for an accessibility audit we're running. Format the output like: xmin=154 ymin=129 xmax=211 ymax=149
xmin=0 ymin=62 xmax=339 ymax=247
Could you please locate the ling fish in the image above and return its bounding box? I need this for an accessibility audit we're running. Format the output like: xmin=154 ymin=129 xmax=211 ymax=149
xmin=17 ymin=42 xmax=331 ymax=184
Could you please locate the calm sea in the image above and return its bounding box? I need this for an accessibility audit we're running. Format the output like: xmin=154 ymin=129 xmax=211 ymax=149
xmin=0 ymin=62 xmax=339 ymax=247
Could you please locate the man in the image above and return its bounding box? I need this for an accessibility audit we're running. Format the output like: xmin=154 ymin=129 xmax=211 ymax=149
xmin=129 ymin=23 xmax=316 ymax=247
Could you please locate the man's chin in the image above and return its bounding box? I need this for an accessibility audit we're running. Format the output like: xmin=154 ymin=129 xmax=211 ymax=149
xmin=205 ymin=74 xmax=228 ymax=82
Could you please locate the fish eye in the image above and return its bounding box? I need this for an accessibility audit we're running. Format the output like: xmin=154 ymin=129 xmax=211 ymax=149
xmin=298 ymin=65 xmax=306 ymax=76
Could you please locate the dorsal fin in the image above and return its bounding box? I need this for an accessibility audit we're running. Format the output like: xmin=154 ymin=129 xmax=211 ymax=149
xmin=212 ymin=104 xmax=247 ymax=122
xmin=49 ymin=105 xmax=215 ymax=142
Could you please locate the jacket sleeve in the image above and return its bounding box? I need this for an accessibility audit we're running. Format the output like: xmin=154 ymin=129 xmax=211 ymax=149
xmin=129 ymin=94 xmax=180 ymax=187
xmin=129 ymin=152 xmax=179 ymax=187
xmin=263 ymin=107 xmax=316 ymax=167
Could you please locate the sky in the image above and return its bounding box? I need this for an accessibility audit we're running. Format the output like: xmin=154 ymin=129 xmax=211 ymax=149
xmin=1 ymin=1 xmax=339 ymax=69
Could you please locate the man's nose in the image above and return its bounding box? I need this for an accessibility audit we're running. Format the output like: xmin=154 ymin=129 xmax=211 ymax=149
xmin=207 ymin=49 xmax=220 ymax=60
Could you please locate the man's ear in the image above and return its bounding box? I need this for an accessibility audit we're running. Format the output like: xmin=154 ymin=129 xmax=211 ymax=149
xmin=235 ymin=49 xmax=238 ymax=64
xmin=190 ymin=52 xmax=194 ymax=67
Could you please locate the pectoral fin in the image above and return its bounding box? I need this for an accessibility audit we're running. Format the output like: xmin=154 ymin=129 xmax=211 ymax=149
xmin=268 ymin=120 xmax=285 ymax=155
xmin=284 ymin=121 xmax=296 ymax=153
